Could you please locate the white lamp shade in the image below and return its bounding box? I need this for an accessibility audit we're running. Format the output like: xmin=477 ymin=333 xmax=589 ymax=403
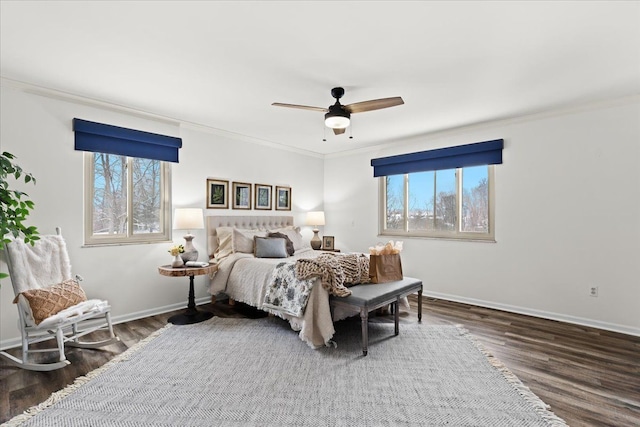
xmin=173 ymin=208 xmax=204 ymax=230
xmin=306 ymin=211 xmax=325 ymax=227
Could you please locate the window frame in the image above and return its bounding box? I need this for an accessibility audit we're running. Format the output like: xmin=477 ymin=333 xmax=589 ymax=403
xmin=83 ymin=152 xmax=172 ymax=246
xmin=378 ymin=165 xmax=496 ymax=242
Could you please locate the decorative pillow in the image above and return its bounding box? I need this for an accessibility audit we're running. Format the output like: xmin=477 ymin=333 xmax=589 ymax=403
xmin=268 ymin=232 xmax=295 ymax=256
xmin=214 ymin=227 xmax=234 ymax=260
xmin=269 ymin=226 xmax=308 ymax=252
xmin=14 ymin=279 xmax=87 ymax=325
xmin=233 ymin=229 xmax=267 ymax=253
xmin=254 ymin=237 xmax=288 ymax=258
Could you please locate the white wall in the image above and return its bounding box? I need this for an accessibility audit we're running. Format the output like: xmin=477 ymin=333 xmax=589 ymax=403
xmin=0 ymin=85 xmax=324 ymax=347
xmin=2 ymin=82 xmax=637 ymax=346
xmin=324 ymin=99 xmax=640 ymax=335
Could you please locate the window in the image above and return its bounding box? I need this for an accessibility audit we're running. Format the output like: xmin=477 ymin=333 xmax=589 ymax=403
xmin=380 ymin=165 xmax=495 ymax=240
xmin=84 ymin=152 xmax=171 ymax=245
xmin=373 ymin=139 xmax=502 ymax=241
xmin=73 ymin=118 xmax=180 ymax=246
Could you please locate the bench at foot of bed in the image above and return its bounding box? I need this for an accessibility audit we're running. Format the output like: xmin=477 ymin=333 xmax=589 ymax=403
xmin=329 ymin=277 xmax=423 ymax=356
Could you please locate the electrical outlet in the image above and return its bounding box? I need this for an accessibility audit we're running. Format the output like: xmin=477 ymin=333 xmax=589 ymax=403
xmin=589 ymin=286 xmax=599 ymax=297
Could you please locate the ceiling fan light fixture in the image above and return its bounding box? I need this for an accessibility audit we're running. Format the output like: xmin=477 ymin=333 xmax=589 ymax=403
xmin=273 ymin=86 xmax=402 ymax=134
xmin=324 ymin=106 xmax=350 ymax=129
xmin=325 ymin=115 xmax=350 ymax=129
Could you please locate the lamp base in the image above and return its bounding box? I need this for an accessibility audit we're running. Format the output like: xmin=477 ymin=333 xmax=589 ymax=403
xmin=181 ymin=234 xmax=199 ymax=262
xmin=310 ymin=229 xmax=322 ymax=250
xmin=181 ymin=251 xmax=198 ymax=263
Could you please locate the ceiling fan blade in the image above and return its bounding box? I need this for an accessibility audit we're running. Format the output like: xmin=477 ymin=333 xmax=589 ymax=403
xmin=345 ymin=97 xmax=404 ymax=114
xmin=271 ymin=102 xmax=328 ymax=113
xmin=333 ymin=128 xmax=346 ymax=135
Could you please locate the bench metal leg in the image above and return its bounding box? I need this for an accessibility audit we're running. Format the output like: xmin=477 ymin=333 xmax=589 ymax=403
xmin=330 ymin=281 xmax=423 ymax=356
xmin=394 ymin=298 xmax=400 ymax=336
xmin=360 ymin=307 xmax=368 ymax=356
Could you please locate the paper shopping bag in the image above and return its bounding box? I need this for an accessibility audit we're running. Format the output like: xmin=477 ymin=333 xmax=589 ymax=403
xmin=369 ymin=254 xmax=403 ymax=283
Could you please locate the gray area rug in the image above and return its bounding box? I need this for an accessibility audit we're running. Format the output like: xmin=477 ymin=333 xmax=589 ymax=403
xmin=7 ymin=317 xmax=567 ymax=426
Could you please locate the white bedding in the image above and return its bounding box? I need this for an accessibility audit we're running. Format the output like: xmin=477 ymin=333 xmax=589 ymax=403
xmin=209 ymin=248 xmax=357 ymax=347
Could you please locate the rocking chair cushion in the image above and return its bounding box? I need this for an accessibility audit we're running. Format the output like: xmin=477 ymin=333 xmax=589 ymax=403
xmin=14 ymin=279 xmax=87 ymax=325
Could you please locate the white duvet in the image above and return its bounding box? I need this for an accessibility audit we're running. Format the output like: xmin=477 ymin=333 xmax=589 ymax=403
xmin=209 ymin=249 xmax=357 ymax=348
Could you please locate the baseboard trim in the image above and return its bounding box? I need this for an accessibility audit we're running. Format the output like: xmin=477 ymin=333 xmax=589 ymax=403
xmin=108 ymin=297 xmax=211 ymax=326
xmin=4 ymin=293 xmax=637 ymax=349
xmin=0 ymin=297 xmax=210 ymax=350
xmin=423 ymin=290 xmax=640 ymax=337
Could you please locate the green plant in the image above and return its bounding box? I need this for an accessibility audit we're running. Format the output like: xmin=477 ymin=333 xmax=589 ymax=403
xmin=1 ymin=151 xmax=39 ymax=280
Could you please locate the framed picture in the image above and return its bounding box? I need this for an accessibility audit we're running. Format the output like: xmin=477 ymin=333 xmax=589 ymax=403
xmin=206 ymin=178 xmax=229 ymax=209
xmin=232 ymin=181 xmax=252 ymax=210
xmin=323 ymin=236 xmax=335 ymax=251
xmin=254 ymin=183 xmax=272 ymax=210
xmin=275 ymin=186 xmax=291 ymax=211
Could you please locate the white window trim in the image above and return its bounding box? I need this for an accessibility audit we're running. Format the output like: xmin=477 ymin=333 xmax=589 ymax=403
xmin=378 ymin=166 xmax=496 ymax=242
xmin=83 ymin=152 xmax=172 ymax=246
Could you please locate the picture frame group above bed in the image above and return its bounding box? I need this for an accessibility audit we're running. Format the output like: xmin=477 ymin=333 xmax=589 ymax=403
xmin=254 ymin=184 xmax=272 ymax=210
xmin=276 ymin=186 xmax=291 ymax=211
xmin=232 ymin=182 xmax=252 ymax=210
xmin=206 ymin=178 xmax=229 ymax=209
xmin=206 ymin=179 xmax=290 ymax=211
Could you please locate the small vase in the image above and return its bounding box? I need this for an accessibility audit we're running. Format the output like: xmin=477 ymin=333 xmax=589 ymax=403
xmin=171 ymin=254 xmax=184 ymax=268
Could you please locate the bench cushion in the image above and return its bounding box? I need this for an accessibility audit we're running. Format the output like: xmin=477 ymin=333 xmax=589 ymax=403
xmin=334 ymin=277 xmax=422 ymax=308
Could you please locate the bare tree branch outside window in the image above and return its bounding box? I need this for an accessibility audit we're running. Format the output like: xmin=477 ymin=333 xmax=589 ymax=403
xmin=383 ymin=165 xmax=492 ymax=238
xmin=92 ymin=154 xmax=162 ymax=236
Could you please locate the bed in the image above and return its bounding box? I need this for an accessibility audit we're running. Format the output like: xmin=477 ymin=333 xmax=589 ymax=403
xmin=206 ymin=215 xmax=363 ymax=348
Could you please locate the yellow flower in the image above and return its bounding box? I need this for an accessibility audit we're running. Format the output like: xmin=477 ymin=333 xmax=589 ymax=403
xmin=168 ymin=244 xmax=185 ymax=256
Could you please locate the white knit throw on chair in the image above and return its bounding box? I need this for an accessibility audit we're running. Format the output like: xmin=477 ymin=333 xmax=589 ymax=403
xmin=5 ymin=235 xmax=72 ymax=294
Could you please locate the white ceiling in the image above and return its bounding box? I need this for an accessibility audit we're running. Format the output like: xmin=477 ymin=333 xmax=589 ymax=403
xmin=1 ymin=1 xmax=639 ymax=156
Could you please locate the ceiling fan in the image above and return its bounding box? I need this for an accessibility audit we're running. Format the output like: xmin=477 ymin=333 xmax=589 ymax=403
xmin=272 ymin=87 xmax=404 ymax=135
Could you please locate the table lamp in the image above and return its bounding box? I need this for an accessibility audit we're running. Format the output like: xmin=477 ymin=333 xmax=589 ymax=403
xmin=173 ymin=208 xmax=204 ymax=262
xmin=306 ymin=211 xmax=325 ymax=250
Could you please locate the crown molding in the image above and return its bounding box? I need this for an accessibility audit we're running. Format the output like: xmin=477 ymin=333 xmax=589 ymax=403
xmin=3 ymin=76 xmax=636 ymax=161
xmin=179 ymin=121 xmax=324 ymax=159
xmin=1 ymin=76 xmax=324 ymax=159
xmin=1 ymin=77 xmax=181 ymax=127
xmin=325 ymin=93 xmax=640 ymax=159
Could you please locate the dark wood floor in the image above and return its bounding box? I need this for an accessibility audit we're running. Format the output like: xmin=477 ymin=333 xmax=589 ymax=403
xmin=1 ymin=297 xmax=639 ymax=426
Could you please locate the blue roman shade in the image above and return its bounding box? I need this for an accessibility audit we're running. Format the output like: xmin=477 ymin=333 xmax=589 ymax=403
xmin=371 ymin=139 xmax=503 ymax=177
xmin=73 ymin=118 xmax=182 ymax=163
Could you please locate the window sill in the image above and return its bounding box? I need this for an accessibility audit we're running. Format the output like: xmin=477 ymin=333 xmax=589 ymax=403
xmin=82 ymin=239 xmax=172 ymax=248
xmin=378 ymin=232 xmax=496 ymax=243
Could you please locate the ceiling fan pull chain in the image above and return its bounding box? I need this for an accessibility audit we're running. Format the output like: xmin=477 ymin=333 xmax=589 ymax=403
xmin=349 ymin=121 xmax=353 ymax=139
xmin=322 ymin=123 xmax=326 ymax=142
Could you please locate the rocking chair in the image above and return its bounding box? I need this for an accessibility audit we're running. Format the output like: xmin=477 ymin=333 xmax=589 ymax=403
xmin=0 ymin=228 xmax=119 ymax=371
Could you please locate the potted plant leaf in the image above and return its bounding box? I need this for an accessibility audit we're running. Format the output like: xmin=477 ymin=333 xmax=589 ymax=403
xmin=1 ymin=151 xmax=39 ymax=280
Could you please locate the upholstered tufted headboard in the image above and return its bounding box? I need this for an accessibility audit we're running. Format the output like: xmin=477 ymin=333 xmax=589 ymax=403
xmin=206 ymin=215 xmax=294 ymax=258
